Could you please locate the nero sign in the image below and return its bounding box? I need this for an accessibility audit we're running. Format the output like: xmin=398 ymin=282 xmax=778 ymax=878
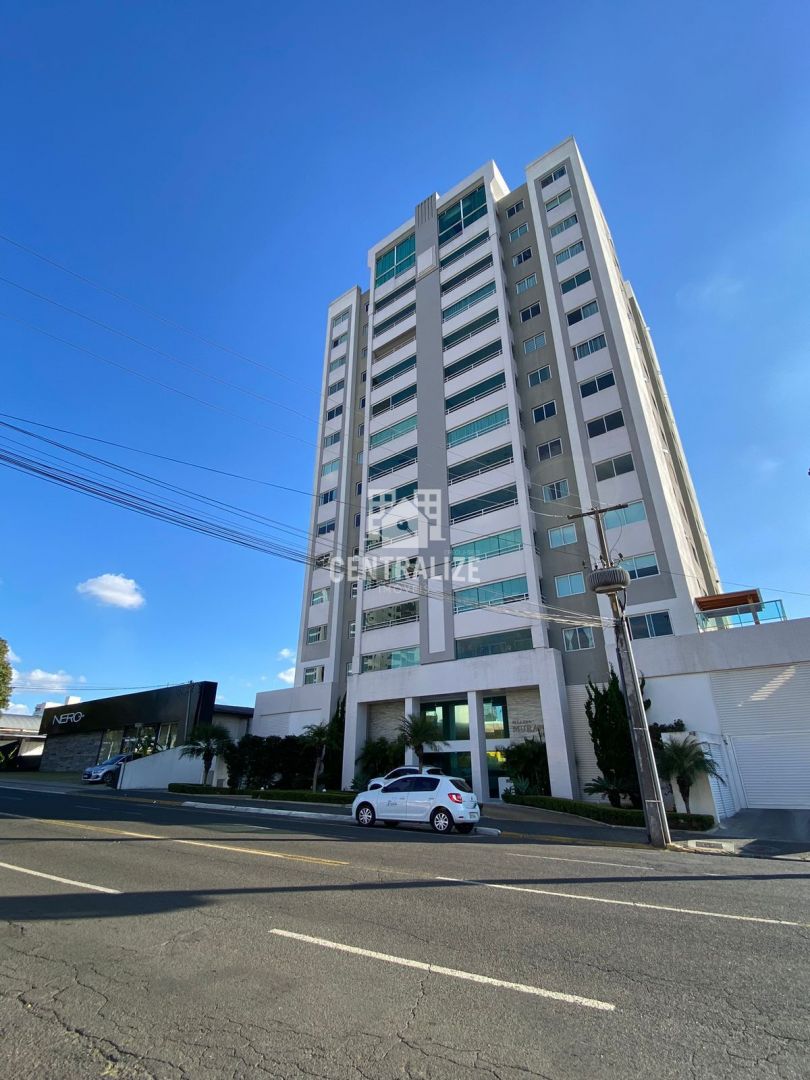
xmin=39 ymin=682 xmax=217 ymax=739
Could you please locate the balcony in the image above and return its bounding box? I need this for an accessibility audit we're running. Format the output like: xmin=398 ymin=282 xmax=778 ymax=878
xmin=694 ymin=589 xmax=787 ymax=631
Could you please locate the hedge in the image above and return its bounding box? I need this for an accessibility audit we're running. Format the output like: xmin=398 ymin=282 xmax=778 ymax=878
xmin=167 ymin=783 xmax=354 ymax=805
xmin=501 ymin=792 xmax=714 ymax=831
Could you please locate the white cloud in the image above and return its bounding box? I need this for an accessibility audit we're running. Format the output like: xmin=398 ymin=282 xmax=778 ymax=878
xmin=12 ymin=668 xmax=87 ymax=692
xmin=6 ymin=645 xmax=21 ymax=663
xmin=4 ymin=702 xmax=31 ymax=715
xmin=277 ymin=647 xmax=294 ymax=660
xmin=276 ymin=667 xmax=295 ymax=686
xmin=76 ymin=573 xmax=145 ymax=609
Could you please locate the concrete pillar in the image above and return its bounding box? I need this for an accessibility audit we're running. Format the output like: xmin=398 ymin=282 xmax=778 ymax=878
xmin=468 ymin=690 xmax=489 ymax=803
xmin=404 ymin=697 xmax=420 ymax=767
xmin=540 ymin=651 xmax=578 ymax=799
xmin=341 ymin=699 xmax=368 ymax=789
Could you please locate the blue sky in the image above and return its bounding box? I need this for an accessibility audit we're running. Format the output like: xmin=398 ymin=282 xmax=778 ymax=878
xmin=2 ymin=1 xmax=809 ymax=713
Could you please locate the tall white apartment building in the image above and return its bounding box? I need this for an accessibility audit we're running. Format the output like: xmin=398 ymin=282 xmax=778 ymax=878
xmin=253 ymin=137 xmax=720 ymax=802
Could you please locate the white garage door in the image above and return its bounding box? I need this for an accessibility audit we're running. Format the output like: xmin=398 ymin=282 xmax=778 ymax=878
xmin=731 ymin=733 xmax=810 ymax=810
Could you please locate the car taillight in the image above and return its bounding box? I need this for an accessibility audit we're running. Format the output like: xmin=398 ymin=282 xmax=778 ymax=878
xmin=448 ymin=792 xmax=463 ymax=804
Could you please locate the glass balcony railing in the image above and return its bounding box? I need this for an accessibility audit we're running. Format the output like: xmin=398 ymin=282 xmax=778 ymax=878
xmin=696 ymin=599 xmax=787 ymax=631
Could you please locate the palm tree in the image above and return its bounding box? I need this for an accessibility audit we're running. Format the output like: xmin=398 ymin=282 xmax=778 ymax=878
xmin=399 ymin=713 xmax=445 ymax=771
xmin=302 ymin=722 xmax=330 ymax=792
xmin=656 ymin=736 xmax=724 ymax=813
xmin=179 ymin=724 xmax=233 ymax=785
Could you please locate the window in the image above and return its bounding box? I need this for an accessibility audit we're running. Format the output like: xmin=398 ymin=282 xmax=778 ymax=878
xmin=310 ymin=588 xmax=329 ymax=606
xmin=361 ymin=370 xmax=367 ymax=381
xmin=548 ymin=523 xmax=577 ymax=548
xmin=451 ymin=528 xmax=522 ymax=565
xmin=303 ymin=667 xmax=323 ymax=685
xmin=555 ymin=572 xmax=586 ymax=598
xmin=373 ymin=280 xmax=414 ymax=313
xmin=367 ymin=479 xmax=418 ymax=514
xmin=455 ymin=628 xmax=533 ymax=659
xmin=628 ymin=611 xmax=673 ymax=639
xmin=326 ymin=404 xmax=343 ymax=421
xmin=442 ymin=281 xmax=496 ymax=323
xmin=357 ymin=423 xmax=365 ymax=437
xmin=328 ymin=356 xmax=346 ymax=373
xmin=440 ymin=255 xmax=494 ymax=296
xmin=314 ymin=552 xmax=332 ymax=569
xmin=368 ymin=445 xmax=418 ymax=481
xmin=540 ymin=165 xmax=566 ymax=188
xmin=351 ymin=582 xmax=358 ymax=598
xmin=444 ymin=338 xmax=503 ymax=381
xmin=317 ymin=521 xmax=335 ymax=536
xmin=362 ymin=601 xmax=418 ymax=631
xmin=542 ymin=478 xmax=569 ymax=502
xmin=523 ymin=332 xmax=546 ymax=354
xmin=354 ymin=513 xmax=361 ymax=527
xmin=595 ymin=453 xmax=634 ymax=481
xmin=563 ymin=626 xmax=595 ymax=652
xmin=366 ymin=517 xmax=417 ymax=551
xmin=528 ymin=365 xmax=551 ymax=387
xmin=604 ymin=500 xmax=646 ymax=529
xmin=449 ymin=484 xmax=518 ymax=523
xmin=574 ymin=333 xmax=607 ymax=360
xmin=512 ymin=247 xmax=532 ymax=267
xmin=561 ymin=268 xmax=592 ymax=294
xmin=373 ymin=302 xmax=416 ymax=337
xmin=318 ymin=489 xmax=336 ymax=505
xmin=332 ymin=309 xmax=350 ymax=329
xmin=369 ymin=413 xmax=417 ymax=449
xmin=447 ymin=406 xmax=509 ymax=448
xmin=375 ymin=233 xmax=416 ymax=287
xmin=361 ymin=646 xmax=420 ymax=673
xmin=587 ymin=410 xmax=625 ymax=438
xmin=371 ymin=383 xmax=417 ymax=418
xmin=346 ymin=662 xmax=354 ymax=677
xmin=506 ymin=199 xmax=524 ymax=218
xmin=359 ymin=396 xmax=366 ymax=409
xmin=439 ymin=229 xmax=489 ymax=269
xmin=348 ymin=621 xmax=356 ymax=637
xmin=447 ymin=443 xmax=513 ymax=484
xmin=533 ymin=400 xmax=556 ymax=423
xmin=579 ymin=370 xmax=615 ymax=397
xmin=443 ymin=309 xmax=499 ymax=351
xmin=356 ymin=450 xmax=364 ymax=464
xmin=619 ymin=553 xmax=659 ymax=580
xmin=438 ymin=184 xmax=488 ymax=246
xmin=555 ymin=240 xmax=585 ymax=265
xmin=520 ymin=302 xmax=541 ymax=323
xmin=454 ymin=575 xmax=529 ymax=613
xmin=307 ymin=625 xmax=327 ymax=644
xmin=537 ymin=437 xmax=563 ymax=461
xmin=371 ymin=354 xmax=416 ymax=389
xmin=545 ymin=188 xmax=572 ymax=212
xmin=445 ymin=372 xmax=505 ymax=413
xmin=332 ymin=332 xmax=348 ymax=349
xmin=549 ymin=213 xmax=578 ymax=238
xmin=321 ymin=459 xmax=339 ymax=478
xmin=328 ymin=378 xmax=344 ymax=396
xmin=508 ymin=222 xmax=529 ymax=242
xmin=567 ymin=300 xmax=599 ymax=326
xmin=516 ymin=273 xmax=537 ymax=295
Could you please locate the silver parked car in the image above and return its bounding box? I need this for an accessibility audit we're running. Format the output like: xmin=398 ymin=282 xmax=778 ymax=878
xmin=82 ymin=752 xmax=139 ymax=785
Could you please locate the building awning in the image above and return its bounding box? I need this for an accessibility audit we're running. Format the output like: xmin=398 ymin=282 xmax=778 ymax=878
xmin=695 ymin=589 xmax=762 ymax=612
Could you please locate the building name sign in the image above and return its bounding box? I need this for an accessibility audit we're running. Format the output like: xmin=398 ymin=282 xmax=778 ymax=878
xmin=51 ymin=711 xmax=85 ymax=727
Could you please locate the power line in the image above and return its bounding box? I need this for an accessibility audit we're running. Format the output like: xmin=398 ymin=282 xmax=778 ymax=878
xmin=0 ymin=230 xmax=321 ymax=394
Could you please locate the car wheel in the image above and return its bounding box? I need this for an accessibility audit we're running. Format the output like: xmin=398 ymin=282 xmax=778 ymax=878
xmin=356 ymin=803 xmax=376 ymax=827
xmin=103 ymin=771 xmax=116 ymax=787
xmin=430 ymin=807 xmax=453 ymax=834
xmin=455 ymin=824 xmax=474 ymax=834
xmin=383 ymin=820 xmax=399 ymax=829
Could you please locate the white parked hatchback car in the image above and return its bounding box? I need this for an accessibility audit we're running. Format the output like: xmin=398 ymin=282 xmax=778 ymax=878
xmin=352 ymin=775 xmax=480 ymax=834
xmin=366 ymin=765 xmax=443 ymax=791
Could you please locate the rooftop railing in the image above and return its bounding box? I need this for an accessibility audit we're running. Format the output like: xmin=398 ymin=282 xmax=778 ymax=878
xmin=696 ymin=599 xmax=787 ymax=631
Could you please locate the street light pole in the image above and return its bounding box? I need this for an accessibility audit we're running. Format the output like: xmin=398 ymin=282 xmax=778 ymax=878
xmin=568 ymin=504 xmax=671 ymax=850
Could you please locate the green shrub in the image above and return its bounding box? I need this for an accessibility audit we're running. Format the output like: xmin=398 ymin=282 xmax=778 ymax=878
xmin=167 ymin=783 xmax=354 ymax=804
xmin=501 ymin=792 xmax=713 ymax=831
xmin=168 ymin=783 xmax=219 ymax=794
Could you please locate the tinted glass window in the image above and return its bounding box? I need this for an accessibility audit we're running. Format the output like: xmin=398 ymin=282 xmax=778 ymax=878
xmin=411 ymin=777 xmax=441 ymax=791
xmin=450 ymin=778 xmax=473 ymax=793
xmin=382 ymin=778 xmax=411 ymax=792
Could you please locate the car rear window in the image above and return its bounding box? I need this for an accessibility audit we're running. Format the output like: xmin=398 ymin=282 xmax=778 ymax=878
xmin=450 ymin=778 xmax=473 ymax=793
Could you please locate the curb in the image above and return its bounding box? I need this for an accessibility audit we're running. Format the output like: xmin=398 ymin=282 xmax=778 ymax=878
xmin=181 ymin=800 xmax=353 ymax=824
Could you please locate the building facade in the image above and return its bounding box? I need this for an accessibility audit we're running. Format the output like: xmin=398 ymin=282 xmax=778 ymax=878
xmin=254 ymin=137 xmax=722 ymax=802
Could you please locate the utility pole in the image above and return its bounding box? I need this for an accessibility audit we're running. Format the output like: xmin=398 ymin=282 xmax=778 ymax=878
xmin=568 ymin=503 xmax=671 ymax=850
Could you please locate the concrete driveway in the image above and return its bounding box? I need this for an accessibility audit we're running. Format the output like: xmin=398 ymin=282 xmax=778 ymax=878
xmin=711 ymin=809 xmax=810 ymax=860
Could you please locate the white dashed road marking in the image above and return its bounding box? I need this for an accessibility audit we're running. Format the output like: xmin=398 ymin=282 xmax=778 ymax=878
xmin=0 ymin=859 xmax=121 ymax=894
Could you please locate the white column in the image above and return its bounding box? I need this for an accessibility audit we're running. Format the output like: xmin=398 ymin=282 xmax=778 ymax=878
xmin=539 ymin=651 xmax=578 ymax=799
xmin=468 ymin=690 xmax=489 ymax=803
xmin=404 ymin=696 xmax=420 ymax=767
xmin=342 ymin=697 xmax=368 ymax=789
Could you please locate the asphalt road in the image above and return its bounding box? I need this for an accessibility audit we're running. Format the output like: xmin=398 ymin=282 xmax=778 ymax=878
xmin=0 ymin=781 xmax=808 ymax=1080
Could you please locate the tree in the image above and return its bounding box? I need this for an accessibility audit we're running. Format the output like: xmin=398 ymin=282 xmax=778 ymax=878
xmin=0 ymin=638 xmax=12 ymax=713
xmin=355 ymin=736 xmax=404 ymax=784
xmin=399 ymin=713 xmax=445 ymax=771
xmin=656 ymin=736 xmax=724 ymax=813
xmin=585 ymin=670 xmax=645 ymax=808
xmin=302 ymin=722 xmax=330 ymax=792
xmin=321 ymin=695 xmax=346 ymax=789
xmin=180 ymin=724 xmax=233 ymax=785
xmin=222 ymin=734 xmax=263 ymax=790
xmin=499 ymin=737 xmax=550 ymax=795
